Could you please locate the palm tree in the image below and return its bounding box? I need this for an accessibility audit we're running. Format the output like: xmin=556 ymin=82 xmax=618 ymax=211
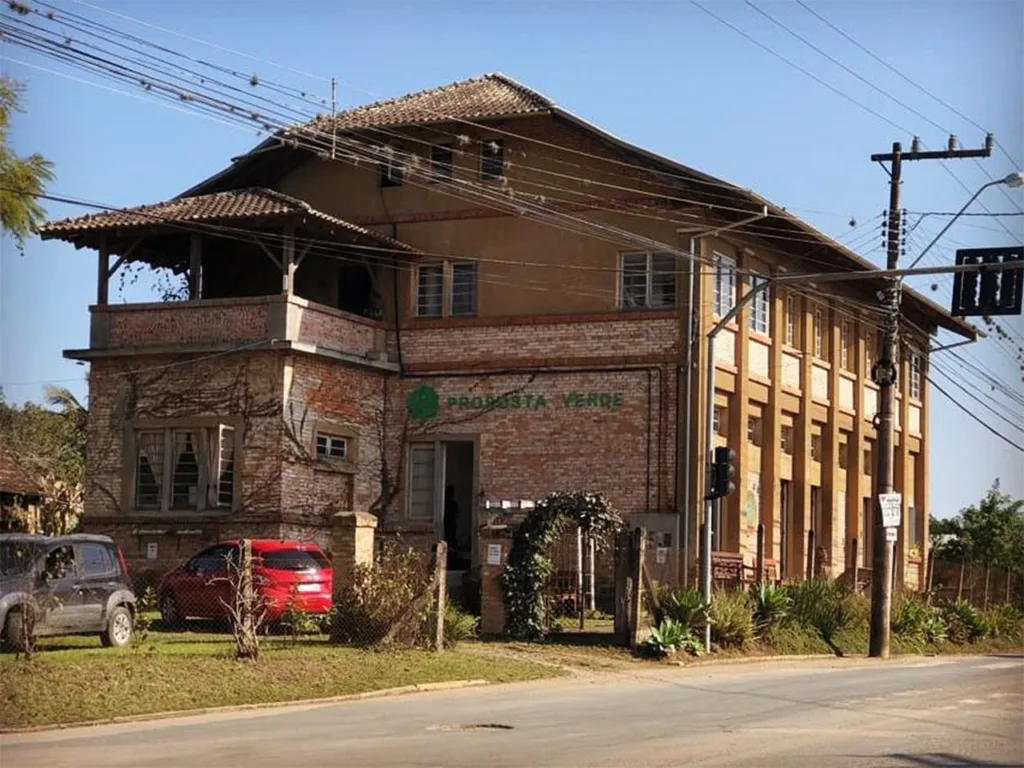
xmin=0 ymin=77 xmax=55 ymax=250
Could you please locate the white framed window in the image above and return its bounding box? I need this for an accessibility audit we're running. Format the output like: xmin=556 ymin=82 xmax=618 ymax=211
xmin=712 ymin=404 xmax=728 ymax=436
xmin=813 ymin=305 xmax=827 ymax=360
xmin=315 ymin=433 xmax=348 ymax=460
xmin=481 ymin=139 xmax=504 ymax=180
xmin=780 ymin=424 xmax=794 ymax=455
xmin=620 ymin=252 xmax=676 ymax=309
xmin=810 ymin=432 xmax=823 ymax=463
xmin=712 ymin=253 xmax=736 ymax=317
xmin=910 ymin=353 xmax=922 ymax=399
xmin=430 ymin=144 xmax=454 ymax=181
xmin=379 ymin=147 xmax=404 ymax=187
xmin=416 ymin=263 xmax=444 ymax=318
xmin=134 ymin=424 xmax=235 ymax=512
xmin=747 ymin=415 xmax=762 ymax=446
xmin=785 ymin=292 xmax=798 ymax=346
xmin=451 ymin=262 xmax=478 ymax=316
xmin=749 ymin=275 xmax=770 ymax=335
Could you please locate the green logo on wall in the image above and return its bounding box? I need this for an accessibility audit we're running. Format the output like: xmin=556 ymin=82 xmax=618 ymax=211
xmin=406 ymin=385 xmax=440 ymax=421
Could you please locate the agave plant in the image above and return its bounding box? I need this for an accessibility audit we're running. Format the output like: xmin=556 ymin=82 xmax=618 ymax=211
xmin=642 ymin=618 xmax=704 ymax=658
xmin=750 ymin=582 xmax=790 ymax=634
xmin=942 ymin=599 xmax=988 ymax=644
xmin=660 ymin=587 xmax=710 ymax=633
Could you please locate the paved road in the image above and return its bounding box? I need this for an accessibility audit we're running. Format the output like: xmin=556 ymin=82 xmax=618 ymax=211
xmin=3 ymin=655 xmax=1023 ymax=767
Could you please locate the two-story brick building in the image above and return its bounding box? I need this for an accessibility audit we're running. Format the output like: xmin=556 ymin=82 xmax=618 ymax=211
xmin=41 ymin=73 xmax=973 ymax=591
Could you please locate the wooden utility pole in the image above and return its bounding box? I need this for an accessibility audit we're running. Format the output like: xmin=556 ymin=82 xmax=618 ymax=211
xmin=868 ymin=135 xmax=993 ymax=659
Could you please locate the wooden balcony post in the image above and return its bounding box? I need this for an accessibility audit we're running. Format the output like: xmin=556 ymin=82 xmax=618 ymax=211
xmin=188 ymin=233 xmax=203 ymax=300
xmin=282 ymin=227 xmax=296 ymax=295
xmin=96 ymin=237 xmax=109 ymax=305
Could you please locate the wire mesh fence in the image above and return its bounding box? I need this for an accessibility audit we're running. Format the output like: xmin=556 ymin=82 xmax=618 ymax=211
xmin=140 ymin=538 xmax=448 ymax=651
xmin=929 ymin=559 xmax=1024 ymax=609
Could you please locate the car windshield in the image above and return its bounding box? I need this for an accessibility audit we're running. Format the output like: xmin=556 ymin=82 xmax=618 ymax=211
xmin=258 ymin=549 xmax=330 ymax=571
xmin=0 ymin=541 xmax=42 ymax=576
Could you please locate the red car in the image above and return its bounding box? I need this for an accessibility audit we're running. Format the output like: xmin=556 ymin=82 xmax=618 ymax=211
xmin=157 ymin=540 xmax=333 ymax=627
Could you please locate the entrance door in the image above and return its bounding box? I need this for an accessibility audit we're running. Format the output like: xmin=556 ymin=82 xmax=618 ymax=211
xmin=407 ymin=440 xmax=476 ymax=568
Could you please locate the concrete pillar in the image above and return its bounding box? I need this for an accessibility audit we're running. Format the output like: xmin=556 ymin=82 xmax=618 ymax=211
xmin=479 ymin=527 xmax=511 ymax=636
xmin=330 ymin=512 xmax=377 ymax=594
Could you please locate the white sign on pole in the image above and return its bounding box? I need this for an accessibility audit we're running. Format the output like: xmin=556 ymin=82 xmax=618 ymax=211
xmin=885 ymin=527 xmax=898 ymax=543
xmin=146 ymin=542 xmax=158 ymax=560
xmin=486 ymin=544 xmax=502 ymax=566
xmin=656 ymin=547 xmax=668 ymax=565
xmin=879 ymin=493 xmax=902 ymax=528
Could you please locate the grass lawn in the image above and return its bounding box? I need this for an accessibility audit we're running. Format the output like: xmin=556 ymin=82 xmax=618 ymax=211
xmin=0 ymin=628 xmax=557 ymax=730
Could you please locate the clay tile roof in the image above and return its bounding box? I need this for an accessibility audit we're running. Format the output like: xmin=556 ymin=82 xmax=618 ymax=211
xmin=39 ymin=188 xmax=418 ymax=251
xmin=312 ymin=72 xmax=553 ymax=132
xmin=0 ymin=444 xmax=42 ymax=498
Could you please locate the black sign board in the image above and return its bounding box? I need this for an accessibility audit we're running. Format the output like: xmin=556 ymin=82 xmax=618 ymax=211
xmin=950 ymin=246 xmax=1023 ymax=317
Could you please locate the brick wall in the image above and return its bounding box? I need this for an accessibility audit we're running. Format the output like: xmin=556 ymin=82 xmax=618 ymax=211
xmin=279 ymin=355 xmax=386 ymax=534
xmin=400 ymin=314 xmax=679 ymax=368
xmin=389 ymin=365 xmax=677 ymax=525
xmin=82 ymin=351 xmax=287 ymax=571
xmin=101 ymin=297 xmax=275 ymax=348
xmin=291 ymin=299 xmax=386 ymax=359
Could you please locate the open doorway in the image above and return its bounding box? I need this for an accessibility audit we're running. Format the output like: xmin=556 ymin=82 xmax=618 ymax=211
xmin=443 ymin=442 xmax=474 ymax=571
xmin=407 ymin=439 xmax=476 ymax=570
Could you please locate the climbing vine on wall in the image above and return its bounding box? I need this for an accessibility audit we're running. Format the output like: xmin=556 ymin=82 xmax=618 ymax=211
xmin=499 ymin=491 xmax=622 ymax=641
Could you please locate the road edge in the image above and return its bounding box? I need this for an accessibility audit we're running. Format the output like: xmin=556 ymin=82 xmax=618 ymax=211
xmin=0 ymin=678 xmax=491 ymax=735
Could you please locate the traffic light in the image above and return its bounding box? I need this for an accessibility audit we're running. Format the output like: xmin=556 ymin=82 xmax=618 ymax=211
xmin=951 ymin=247 xmax=1023 ymax=317
xmin=709 ymin=446 xmax=737 ymax=500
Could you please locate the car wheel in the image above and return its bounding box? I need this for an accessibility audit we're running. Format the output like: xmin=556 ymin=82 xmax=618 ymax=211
xmin=159 ymin=593 xmax=182 ymax=628
xmin=1 ymin=611 xmax=27 ymax=653
xmin=101 ymin=605 xmax=133 ymax=648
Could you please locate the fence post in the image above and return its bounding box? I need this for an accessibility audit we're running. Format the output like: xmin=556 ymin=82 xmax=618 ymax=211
xmin=756 ymin=523 xmax=765 ymax=585
xmin=630 ymin=526 xmax=646 ymax=649
xmin=851 ymin=537 xmax=860 ymax=593
xmin=588 ymin=534 xmax=597 ymax=613
xmin=434 ymin=541 xmax=447 ymax=652
xmin=806 ymin=529 xmax=815 ymax=581
xmin=957 ymin=557 xmax=965 ymax=600
xmin=614 ymin=531 xmax=630 ymax=639
xmin=576 ymin=526 xmax=585 ymax=631
xmin=1006 ymin=569 xmax=1012 ymax=605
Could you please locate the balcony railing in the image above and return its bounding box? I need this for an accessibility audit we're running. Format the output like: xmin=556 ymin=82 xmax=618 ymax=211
xmin=83 ymin=295 xmax=390 ymax=364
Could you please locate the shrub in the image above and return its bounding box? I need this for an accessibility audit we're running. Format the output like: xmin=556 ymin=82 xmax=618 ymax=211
xmin=787 ymin=579 xmax=864 ymax=643
xmin=660 ymin=586 xmax=709 ymax=633
xmin=750 ymin=582 xmax=790 ymax=635
xmin=710 ymin=590 xmax=754 ymax=648
xmin=278 ymin=599 xmax=324 ymax=643
xmin=331 ymin=542 xmax=433 ymax=647
xmin=891 ymin=594 xmax=936 ymax=646
xmin=442 ymin=604 xmax=479 ymax=649
xmin=764 ymin=623 xmax=832 ymax=655
xmin=642 ymin=618 xmax=703 ymax=658
xmin=984 ymin=604 xmax=1023 ymax=643
xmin=941 ymin=599 xmax=988 ymax=644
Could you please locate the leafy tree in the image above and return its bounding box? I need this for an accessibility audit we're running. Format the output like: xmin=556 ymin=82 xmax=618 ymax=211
xmin=0 ymin=386 xmax=86 ymax=487
xmin=933 ymin=481 xmax=1024 ymax=569
xmin=0 ymin=76 xmax=55 ymax=250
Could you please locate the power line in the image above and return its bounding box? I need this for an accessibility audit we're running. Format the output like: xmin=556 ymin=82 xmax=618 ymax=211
xmin=927 ymin=374 xmax=1024 ymax=452
xmin=794 ymin=0 xmax=1023 ymax=170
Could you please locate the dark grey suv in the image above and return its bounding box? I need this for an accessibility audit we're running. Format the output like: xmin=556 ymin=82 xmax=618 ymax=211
xmin=0 ymin=533 xmax=136 ymax=651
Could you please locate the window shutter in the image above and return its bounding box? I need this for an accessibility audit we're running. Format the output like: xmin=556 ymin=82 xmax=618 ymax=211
xmin=210 ymin=424 xmax=235 ymax=509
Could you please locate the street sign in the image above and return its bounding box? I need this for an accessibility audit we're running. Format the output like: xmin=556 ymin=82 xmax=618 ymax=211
xmin=879 ymin=493 xmax=902 ymax=528
xmin=885 ymin=527 xmax=898 ymax=543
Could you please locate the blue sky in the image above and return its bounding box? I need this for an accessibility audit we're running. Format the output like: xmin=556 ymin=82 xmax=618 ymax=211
xmin=2 ymin=0 xmax=1022 ymax=515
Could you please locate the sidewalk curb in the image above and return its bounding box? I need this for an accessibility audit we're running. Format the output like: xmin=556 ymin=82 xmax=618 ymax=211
xmin=0 ymin=679 xmax=491 ymax=735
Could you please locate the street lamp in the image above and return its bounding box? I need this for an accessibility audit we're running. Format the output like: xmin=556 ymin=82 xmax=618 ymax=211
xmin=908 ymin=171 xmax=1024 ymax=270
